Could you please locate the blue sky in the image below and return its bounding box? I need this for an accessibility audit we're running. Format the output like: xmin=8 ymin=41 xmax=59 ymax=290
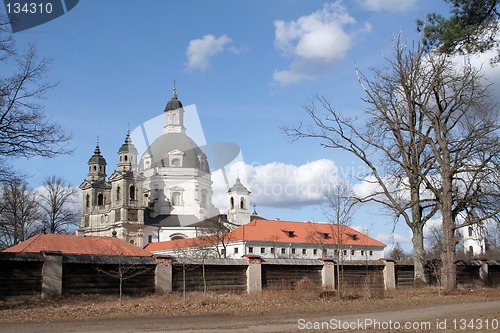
xmin=3 ymin=0 xmax=499 ymax=251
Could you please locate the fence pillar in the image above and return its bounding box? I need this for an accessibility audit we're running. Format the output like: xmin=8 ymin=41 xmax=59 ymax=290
xmin=320 ymin=258 xmax=336 ymax=290
xmin=243 ymin=254 xmax=262 ymax=294
xmin=154 ymin=255 xmax=173 ymax=294
xmin=479 ymin=259 xmax=490 ymax=287
xmin=41 ymin=251 xmax=63 ymax=298
xmin=381 ymin=258 xmax=396 ymax=290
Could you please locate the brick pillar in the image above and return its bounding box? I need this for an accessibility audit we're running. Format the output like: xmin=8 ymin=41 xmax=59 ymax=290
xmin=41 ymin=251 xmax=63 ymax=298
xmin=320 ymin=258 xmax=336 ymax=290
xmin=479 ymin=259 xmax=490 ymax=287
xmin=155 ymin=255 xmax=173 ymax=294
xmin=243 ymin=254 xmax=262 ymax=294
xmin=380 ymin=258 xmax=396 ymax=290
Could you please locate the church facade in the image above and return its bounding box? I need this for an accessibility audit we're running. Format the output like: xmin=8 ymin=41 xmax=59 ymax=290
xmin=79 ymin=88 xmax=252 ymax=248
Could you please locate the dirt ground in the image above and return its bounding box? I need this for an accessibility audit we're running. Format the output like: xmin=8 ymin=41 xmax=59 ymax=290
xmin=0 ymin=287 xmax=499 ymax=332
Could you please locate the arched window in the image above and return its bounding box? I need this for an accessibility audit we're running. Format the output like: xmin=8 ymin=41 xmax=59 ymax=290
xmin=124 ymin=155 xmax=128 ymax=161
xmin=468 ymin=226 xmax=473 ymax=237
xmin=240 ymin=197 xmax=245 ymax=210
xmin=172 ymin=192 xmax=181 ymax=206
xmin=172 ymin=113 xmax=178 ymax=124
xmin=130 ymin=185 xmax=136 ymax=201
xmin=230 ymin=197 xmax=234 ymax=209
xmin=86 ymin=195 xmax=90 ymax=207
xmin=93 ymin=165 xmax=97 ymax=171
xmin=97 ymin=193 xmax=104 ymax=206
xmin=116 ymin=186 xmax=121 ymax=201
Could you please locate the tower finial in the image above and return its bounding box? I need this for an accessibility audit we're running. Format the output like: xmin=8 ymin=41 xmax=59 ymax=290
xmin=172 ymin=80 xmax=177 ymax=99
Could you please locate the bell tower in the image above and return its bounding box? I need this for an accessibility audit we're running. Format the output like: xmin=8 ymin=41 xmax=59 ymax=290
xmin=163 ymin=83 xmax=185 ymax=134
xmin=227 ymin=176 xmax=251 ymax=226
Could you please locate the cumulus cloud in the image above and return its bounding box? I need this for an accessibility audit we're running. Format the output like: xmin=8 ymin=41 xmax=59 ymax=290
xmin=273 ymin=1 xmax=367 ymax=86
xmin=186 ymin=34 xmax=232 ymax=71
xmin=357 ymin=0 xmax=418 ymax=12
xmin=212 ymin=159 xmax=341 ymax=210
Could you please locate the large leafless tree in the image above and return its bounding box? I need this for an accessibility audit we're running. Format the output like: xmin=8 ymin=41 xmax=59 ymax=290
xmin=0 ymin=14 xmax=71 ymax=178
xmin=285 ymin=37 xmax=499 ymax=291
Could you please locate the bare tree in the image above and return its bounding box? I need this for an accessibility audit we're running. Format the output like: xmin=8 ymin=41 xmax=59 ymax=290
xmin=0 ymin=14 xmax=71 ymax=176
xmin=284 ymin=36 xmax=499 ymax=291
xmin=284 ymin=38 xmax=437 ymax=285
xmin=0 ymin=178 xmax=41 ymax=249
xmin=323 ymin=182 xmax=356 ymax=296
xmin=96 ymin=255 xmax=152 ymax=306
xmin=37 ymin=175 xmax=79 ymax=234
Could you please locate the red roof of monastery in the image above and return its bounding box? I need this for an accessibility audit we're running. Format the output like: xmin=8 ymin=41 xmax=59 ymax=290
xmin=3 ymin=234 xmax=152 ymax=257
xmin=145 ymin=219 xmax=386 ymax=252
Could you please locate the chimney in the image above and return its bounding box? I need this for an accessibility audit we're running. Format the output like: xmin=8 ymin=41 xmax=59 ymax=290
xmin=75 ymin=228 xmax=85 ymax=238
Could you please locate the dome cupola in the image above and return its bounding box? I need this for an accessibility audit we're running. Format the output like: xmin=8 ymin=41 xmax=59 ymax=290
xmin=87 ymin=141 xmax=107 ymax=181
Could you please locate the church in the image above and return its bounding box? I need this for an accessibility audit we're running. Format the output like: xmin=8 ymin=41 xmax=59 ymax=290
xmin=79 ymin=88 xmax=254 ymax=248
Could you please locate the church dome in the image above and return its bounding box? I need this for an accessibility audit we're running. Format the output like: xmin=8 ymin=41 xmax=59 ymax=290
xmin=88 ymin=144 xmax=106 ymax=165
xmin=228 ymin=177 xmax=250 ymax=193
xmin=139 ymin=132 xmax=209 ymax=171
xmin=118 ymin=132 xmax=138 ymax=155
xmin=165 ymin=87 xmax=183 ymax=111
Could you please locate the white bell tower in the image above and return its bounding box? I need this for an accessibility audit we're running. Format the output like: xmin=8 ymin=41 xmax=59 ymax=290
xmin=227 ymin=176 xmax=251 ymax=226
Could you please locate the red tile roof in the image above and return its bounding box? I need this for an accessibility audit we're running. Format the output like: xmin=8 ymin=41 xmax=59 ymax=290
xmin=3 ymin=234 xmax=152 ymax=257
xmin=145 ymin=219 xmax=386 ymax=252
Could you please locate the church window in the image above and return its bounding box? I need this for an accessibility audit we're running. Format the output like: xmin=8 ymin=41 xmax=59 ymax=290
xmin=166 ymin=114 xmax=171 ymax=124
xmin=86 ymin=195 xmax=90 ymax=207
xmin=468 ymin=226 xmax=473 ymax=237
xmin=172 ymin=192 xmax=181 ymax=206
xmin=97 ymin=193 xmax=104 ymax=206
xmin=99 ymin=166 xmax=102 ymax=171
xmin=119 ymin=156 xmax=122 ymax=162
xmin=93 ymin=165 xmax=97 ymax=171
xmin=172 ymin=113 xmax=178 ymax=124
xmin=240 ymin=197 xmax=245 ymax=210
xmin=130 ymin=185 xmax=136 ymax=201
xmin=124 ymin=155 xmax=128 ymax=161
xmin=116 ymin=186 xmax=121 ymax=201
xmin=171 ymin=158 xmax=181 ymax=167
xmin=230 ymin=197 xmax=234 ymax=209
xmin=145 ymin=160 xmax=151 ymax=169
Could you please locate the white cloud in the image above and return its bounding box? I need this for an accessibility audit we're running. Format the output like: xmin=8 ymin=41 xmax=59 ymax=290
xmin=273 ymin=2 xmax=366 ymax=86
xmin=212 ymin=159 xmax=341 ymax=210
xmin=186 ymin=34 xmax=232 ymax=71
xmin=357 ymin=0 xmax=418 ymax=12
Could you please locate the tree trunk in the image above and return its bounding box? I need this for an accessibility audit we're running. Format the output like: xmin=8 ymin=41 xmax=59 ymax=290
xmin=440 ymin=172 xmax=457 ymax=291
xmin=411 ymin=225 xmax=427 ymax=286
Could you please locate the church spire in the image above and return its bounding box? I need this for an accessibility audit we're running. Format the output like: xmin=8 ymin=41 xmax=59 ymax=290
xmin=163 ymin=81 xmax=185 ymax=134
xmin=172 ymin=80 xmax=177 ymax=99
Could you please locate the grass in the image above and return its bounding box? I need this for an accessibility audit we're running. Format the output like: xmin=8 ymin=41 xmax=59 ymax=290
xmin=0 ymin=286 xmax=499 ymax=323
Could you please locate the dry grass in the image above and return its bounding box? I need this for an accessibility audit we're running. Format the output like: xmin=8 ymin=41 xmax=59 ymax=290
xmin=0 ymin=287 xmax=499 ymax=324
